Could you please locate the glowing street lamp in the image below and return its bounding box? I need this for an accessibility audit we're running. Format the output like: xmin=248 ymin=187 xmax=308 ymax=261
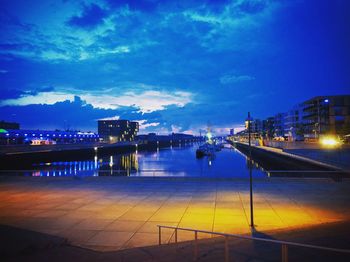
xmin=320 ymin=136 xmax=341 ymax=148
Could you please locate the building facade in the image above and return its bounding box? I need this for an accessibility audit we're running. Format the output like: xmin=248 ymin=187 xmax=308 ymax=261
xmin=262 ymin=117 xmax=275 ymax=139
xmin=239 ymin=95 xmax=350 ymax=141
xmin=98 ymin=120 xmax=139 ymax=143
xmin=284 ymin=105 xmax=304 ymax=141
xmin=301 ymin=95 xmax=350 ymax=138
xmin=230 ymin=129 xmax=235 ymax=136
xmin=0 ymin=129 xmax=99 ymax=145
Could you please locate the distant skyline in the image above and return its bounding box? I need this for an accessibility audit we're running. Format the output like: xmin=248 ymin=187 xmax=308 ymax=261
xmin=0 ymin=0 xmax=349 ymax=134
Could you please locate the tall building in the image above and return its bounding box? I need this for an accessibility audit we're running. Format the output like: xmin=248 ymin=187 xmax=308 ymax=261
xmin=98 ymin=119 xmax=139 ymax=143
xmin=301 ymin=95 xmax=350 ymax=138
xmin=230 ymin=128 xmax=235 ymax=136
xmin=262 ymin=117 xmax=275 ymax=139
xmin=245 ymin=117 xmax=262 ymax=133
xmin=273 ymin=113 xmax=285 ymax=137
xmin=284 ymin=105 xmax=304 ymax=141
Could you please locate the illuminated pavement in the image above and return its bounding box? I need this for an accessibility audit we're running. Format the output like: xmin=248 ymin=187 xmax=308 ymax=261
xmin=0 ymin=176 xmax=349 ymax=251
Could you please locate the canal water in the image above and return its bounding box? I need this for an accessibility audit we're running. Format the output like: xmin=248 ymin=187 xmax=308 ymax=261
xmin=22 ymin=144 xmax=266 ymax=177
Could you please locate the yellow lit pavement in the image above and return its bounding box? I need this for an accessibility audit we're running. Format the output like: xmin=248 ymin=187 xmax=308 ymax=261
xmin=0 ymin=176 xmax=349 ymax=251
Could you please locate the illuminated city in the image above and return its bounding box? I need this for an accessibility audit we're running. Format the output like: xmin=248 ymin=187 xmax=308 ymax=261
xmin=0 ymin=0 xmax=350 ymax=261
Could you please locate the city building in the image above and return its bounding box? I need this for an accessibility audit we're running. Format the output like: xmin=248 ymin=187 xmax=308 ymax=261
xmin=262 ymin=117 xmax=275 ymax=139
xmin=301 ymin=95 xmax=350 ymax=138
xmin=273 ymin=113 xmax=286 ymax=138
xmin=238 ymin=95 xmax=350 ymax=141
xmin=98 ymin=119 xmax=139 ymax=143
xmin=0 ymin=120 xmax=20 ymax=130
xmin=245 ymin=117 xmax=262 ymax=134
xmin=230 ymin=129 xmax=235 ymax=136
xmin=0 ymin=129 xmax=99 ymax=145
xmin=284 ymin=105 xmax=304 ymax=141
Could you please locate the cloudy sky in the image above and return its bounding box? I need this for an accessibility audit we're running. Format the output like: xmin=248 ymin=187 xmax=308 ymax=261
xmin=0 ymin=0 xmax=349 ymax=134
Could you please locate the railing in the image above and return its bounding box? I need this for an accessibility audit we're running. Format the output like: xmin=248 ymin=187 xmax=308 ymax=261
xmin=157 ymin=225 xmax=350 ymax=262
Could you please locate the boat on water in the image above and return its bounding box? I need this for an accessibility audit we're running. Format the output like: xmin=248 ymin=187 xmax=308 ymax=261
xmin=196 ymin=143 xmax=221 ymax=158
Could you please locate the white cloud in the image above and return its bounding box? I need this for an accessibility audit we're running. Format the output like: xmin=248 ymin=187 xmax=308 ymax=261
xmin=97 ymin=46 xmax=130 ymax=55
xmin=40 ymin=51 xmax=72 ymax=61
xmin=81 ymin=90 xmax=192 ymax=112
xmin=98 ymin=115 xmax=120 ymax=120
xmin=0 ymin=89 xmax=193 ymax=113
xmin=138 ymin=120 xmax=160 ymax=130
xmin=171 ymin=125 xmax=181 ymax=133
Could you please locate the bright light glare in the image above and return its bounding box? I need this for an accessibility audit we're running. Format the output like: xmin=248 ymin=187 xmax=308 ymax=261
xmin=320 ymin=137 xmax=341 ymax=147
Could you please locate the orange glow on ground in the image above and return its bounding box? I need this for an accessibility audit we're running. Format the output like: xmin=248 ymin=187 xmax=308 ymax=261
xmin=0 ymin=177 xmax=349 ymax=250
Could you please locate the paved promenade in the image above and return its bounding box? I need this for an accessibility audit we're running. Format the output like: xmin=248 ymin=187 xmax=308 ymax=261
xmin=0 ymin=176 xmax=349 ymax=252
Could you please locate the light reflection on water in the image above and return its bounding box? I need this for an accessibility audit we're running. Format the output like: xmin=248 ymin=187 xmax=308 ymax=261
xmin=30 ymin=144 xmax=266 ymax=177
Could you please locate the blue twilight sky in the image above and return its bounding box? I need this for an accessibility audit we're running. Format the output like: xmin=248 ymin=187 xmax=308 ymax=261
xmin=0 ymin=0 xmax=349 ymax=134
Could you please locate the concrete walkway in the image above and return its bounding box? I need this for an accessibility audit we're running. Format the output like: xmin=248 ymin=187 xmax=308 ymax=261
xmin=0 ymin=176 xmax=349 ymax=252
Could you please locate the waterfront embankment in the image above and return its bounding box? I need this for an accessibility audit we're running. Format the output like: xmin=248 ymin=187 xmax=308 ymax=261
xmin=262 ymin=140 xmax=350 ymax=170
xmin=233 ymin=142 xmax=349 ymax=176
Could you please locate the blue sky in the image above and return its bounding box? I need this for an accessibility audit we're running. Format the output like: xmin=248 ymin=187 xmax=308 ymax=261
xmin=0 ymin=0 xmax=349 ymax=134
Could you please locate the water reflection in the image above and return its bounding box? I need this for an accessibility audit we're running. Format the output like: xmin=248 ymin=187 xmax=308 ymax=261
xmin=32 ymin=153 xmax=139 ymax=177
xmin=29 ymin=145 xmax=267 ymax=177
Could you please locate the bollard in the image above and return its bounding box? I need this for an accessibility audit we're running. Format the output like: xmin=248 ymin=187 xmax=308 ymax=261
xmin=282 ymin=244 xmax=288 ymax=262
xmin=194 ymin=231 xmax=198 ymax=261
xmin=225 ymin=236 xmax=229 ymax=262
xmin=159 ymin=226 xmax=161 ymax=245
xmin=175 ymin=228 xmax=178 ymax=243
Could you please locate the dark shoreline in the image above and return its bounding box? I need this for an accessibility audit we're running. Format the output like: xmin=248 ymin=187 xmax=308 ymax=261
xmin=0 ymin=140 xmax=200 ymax=170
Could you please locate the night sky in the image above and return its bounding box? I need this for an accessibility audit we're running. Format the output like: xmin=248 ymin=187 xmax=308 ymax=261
xmin=0 ymin=0 xmax=349 ymax=134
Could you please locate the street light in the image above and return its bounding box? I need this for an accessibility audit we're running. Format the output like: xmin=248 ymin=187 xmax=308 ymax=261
xmin=316 ymin=98 xmax=329 ymax=139
xmin=248 ymin=112 xmax=255 ymax=230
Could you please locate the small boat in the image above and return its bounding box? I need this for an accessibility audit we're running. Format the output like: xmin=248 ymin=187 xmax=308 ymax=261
xmin=196 ymin=143 xmax=216 ymax=158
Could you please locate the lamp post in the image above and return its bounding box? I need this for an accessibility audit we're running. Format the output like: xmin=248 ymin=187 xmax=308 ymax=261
xmin=317 ymin=99 xmax=321 ymax=139
xmin=316 ymin=98 xmax=329 ymax=139
xmin=248 ymin=112 xmax=254 ymax=229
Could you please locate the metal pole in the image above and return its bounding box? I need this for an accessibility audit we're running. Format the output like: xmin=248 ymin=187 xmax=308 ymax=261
xmin=282 ymin=244 xmax=288 ymax=262
xmin=159 ymin=226 xmax=162 ymax=245
xmin=194 ymin=231 xmax=198 ymax=261
xmin=225 ymin=236 xmax=229 ymax=262
xmin=248 ymin=112 xmax=254 ymax=228
xmin=317 ymin=98 xmax=321 ymax=138
xmin=175 ymin=228 xmax=178 ymax=243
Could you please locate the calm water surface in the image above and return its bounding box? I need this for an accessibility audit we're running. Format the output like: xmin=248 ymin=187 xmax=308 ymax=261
xmin=25 ymin=144 xmax=266 ymax=177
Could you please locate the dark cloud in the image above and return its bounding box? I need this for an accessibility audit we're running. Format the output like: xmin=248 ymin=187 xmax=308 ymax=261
xmin=67 ymin=4 xmax=108 ymax=29
xmin=128 ymin=0 xmax=230 ymax=13
xmin=238 ymin=0 xmax=267 ymax=14
xmin=0 ymin=9 xmax=34 ymax=32
xmin=0 ymin=97 xmax=142 ymax=131
xmin=106 ymin=0 xmax=159 ymax=12
xmin=0 ymin=88 xmax=25 ymax=100
xmin=0 ymin=86 xmax=55 ymax=100
xmin=0 ymin=43 xmax=35 ymax=51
